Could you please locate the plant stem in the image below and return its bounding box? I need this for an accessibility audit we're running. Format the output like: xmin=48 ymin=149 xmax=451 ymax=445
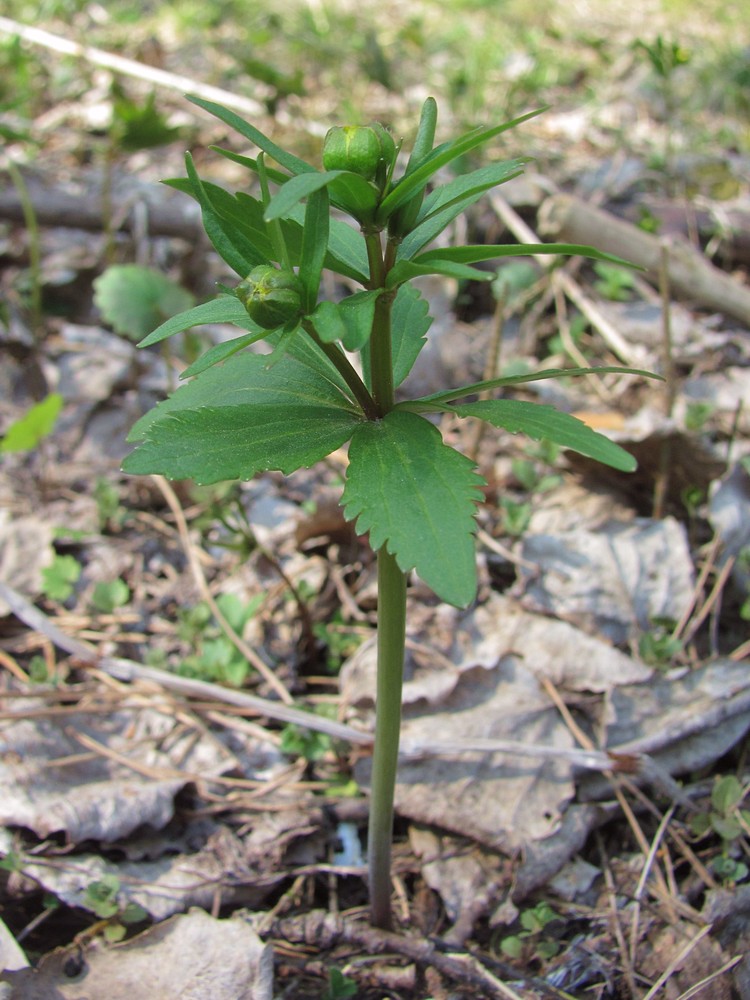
xmin=303 ymin=321 xmax=379 ymax=420
xmin=369 ymin=544 xmax=407 ymax=930
xmin=364 ymin=227 xmax=408 ymax=929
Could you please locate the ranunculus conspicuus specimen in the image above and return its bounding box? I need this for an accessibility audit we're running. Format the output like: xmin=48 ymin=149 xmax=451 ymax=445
xmin=323 ymin=123 xmax=394 ymax=181
xmin=236 ymin=265 xmax=304 ymax=330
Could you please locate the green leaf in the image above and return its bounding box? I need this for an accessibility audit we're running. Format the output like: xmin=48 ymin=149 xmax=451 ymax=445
xmin=311 ymin=291 xmax=380 ymax=350
xmin=416 ymin=243 xmax=636 ymax=269
xmin=712 ymin=775 xmax=744 ymax=815
xmin=398 ymin=160 xmax=527 ymax=259
xmin=453 ymin=399 xmax=637 ymax=471
xmin=342 ymin=411 xmax=485 ymax=607
xmin=377 ymin=107 xmax=544 ymax=222
xmin=406 ymin=365 xmax=663 ymax=409
xmin=137 ymin=295 xmax=257 ymax=348
xmin=180 ymin=331 xmax=267 ymax=378
xmin=187 ymin=96 xmax=315 ymax=176
xmin=298 ymin=186 xmax=329 ymax=313
xmin=265 ymin=171 xmax=339 ymax=220
xmin=386 ymin=258 xmax=494 ymax=287
xmin=1 ymin=393 xmax=63 ymax=453
xmin=42 ymin=554 xmax=81 ymax=602
xmin=184 ymin=155 xmax=269 ymax=276
xmin=93 ymin=265 xmax=194 ymax=341
xmin=123 ymin=350 xmax=364 ymax=484
xmin=391 ymin=284 xmax=431 ymax=387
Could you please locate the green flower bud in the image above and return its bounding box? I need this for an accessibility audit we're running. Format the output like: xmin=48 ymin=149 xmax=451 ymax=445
xmin=236 ymin=265 xmax=304 ymax=330
xmin=323 ymin=124 xmax=387 ymax=181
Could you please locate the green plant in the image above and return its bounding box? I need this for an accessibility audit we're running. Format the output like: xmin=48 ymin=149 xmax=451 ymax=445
xmin=178 ymin=592 xmax=265 ymax=686
xmin=323 ymin=967 xmax=357 ymax=1000
xmin=82 ymin=875 xmax=148 ymax=942
xmin=41 ymin=553 xmax=81 ymax=602
xmin=592 ymin=261 xmax=636 ymax=302
xmin=637 ymin=617 xmax=683 ymax=666
xmin=314 ymin=611 xmax=367 ymax=673
xmin=122 ymin=95 xmax=653 ymax=928
xmin=499 ymin=900 xmax=562 ymax=962
xmin=90 ymin=579 xmax=131 ymax=614
xmin=0 ymin=393 xmax=62 ymax=453
xmin=690 ymin=775 xmax=750 ymax=884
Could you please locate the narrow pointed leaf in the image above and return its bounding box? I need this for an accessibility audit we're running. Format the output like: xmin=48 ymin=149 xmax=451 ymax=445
xmin=386 ymin=259 xmax=494 ymax=287
xmin=138 ymin=296 xmax=258 ymax=347
xmin=265 ymin=171 xmax=339 ymax=221
xmin=417 ymin=243 xmax=636 ymax=269
xmin=179 ymin=331 xmax=267 ymax=378
xmin=403 ymin=365 xmax=663 ymax=409
xmin=342 ymin=411 xmax=485 ymax=607
xmin=397 ymin=160 xmax=527 ymax=260
xmin=187 ymin=96 xmax=315 ymax=176
xmin=298 ymin=187 xmax=329 ymax=312
xmin=184 ymin=155 xmax=268 ymax=276
xmin=454 ymin=399 xmax=637 ymax=471
xmin=377 ymin=107 xmax=544 ymax=221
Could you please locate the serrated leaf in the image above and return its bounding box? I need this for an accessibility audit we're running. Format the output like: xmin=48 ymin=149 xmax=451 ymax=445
xmin=123 ymin=404 xmax=360 ymax=484
xmin=453 ymin=399 xmax=637 ymax=471
xmin=123 ymin=349 xmax=364 ymax=483
xmin=93 ymin=265 xmax=194 ymax=341
xmin=391 ymin=284 xmax=432 ymax=387
xmin=137 ymin=296 xmax=258 ymax=348
xmin=342 ymin=411 xmax=485 ymax=607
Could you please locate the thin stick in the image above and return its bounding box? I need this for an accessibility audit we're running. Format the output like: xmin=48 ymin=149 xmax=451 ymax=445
xmin=641 ymin=925 xmax=713 ymax=1000
xmin=0 ymin=16 xmax=324 ymax=134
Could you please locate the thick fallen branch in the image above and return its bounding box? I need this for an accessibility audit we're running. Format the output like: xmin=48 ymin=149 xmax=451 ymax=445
xmin=539 ymin=192 xmax=750 ymax=327
xmin=0 ymin=184 xmax=203 ymax=241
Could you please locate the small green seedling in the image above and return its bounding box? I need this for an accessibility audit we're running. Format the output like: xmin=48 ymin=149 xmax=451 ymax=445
xmin=0 ymin=393 xmax=62 ymax=453
xmin=82 ymin=875 xmax=148 ymax=943
xmin=122 ymin=96 xmax=655 ymax=928
xmin=178 ymin=592 xmax=264 ymax=686
xmin=690 ymin=775 xmax=750 ymax=885
xmin=323 ymin=967 xmax=358 ymax=1000
xmin=499 ymin=901 xmax=562 ymax=962
xmin=41 ymin=554 xmax=81 ymax=602
xmin=592 ymin=261 xmax=636 ymax=302
xmin=637 ymin=617 xmax=683 ymax=667
xmin=90 ymin=579 xmax=131 ymax=614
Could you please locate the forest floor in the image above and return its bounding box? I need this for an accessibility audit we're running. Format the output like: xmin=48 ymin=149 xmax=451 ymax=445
xmin=1 ymin=2 xmax=750 ymax=997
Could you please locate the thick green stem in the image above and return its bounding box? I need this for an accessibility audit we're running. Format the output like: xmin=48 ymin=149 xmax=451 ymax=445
xmin=369 ymin=545 xmax=407 ymax=929
xmin=363 ymin=227 xmax=408 ymax=930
